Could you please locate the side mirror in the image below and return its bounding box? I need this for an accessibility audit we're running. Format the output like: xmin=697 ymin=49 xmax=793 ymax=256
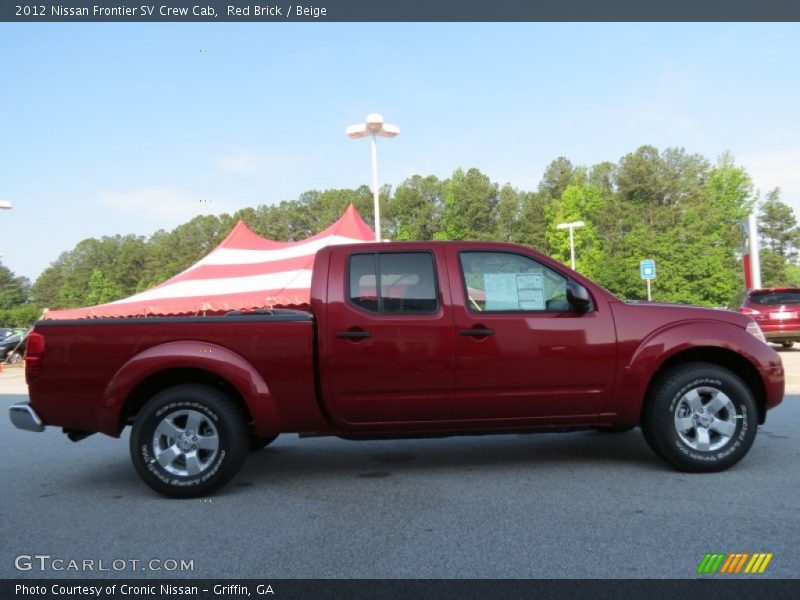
xmin=566 ymin=282 xmax=592 ymax=313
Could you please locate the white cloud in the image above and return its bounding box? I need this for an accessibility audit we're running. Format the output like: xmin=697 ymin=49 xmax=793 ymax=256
xmin=98 ymin=187 xmax=235 ymax=226
xmin=215 ymin=151 xmax=268 ymax=173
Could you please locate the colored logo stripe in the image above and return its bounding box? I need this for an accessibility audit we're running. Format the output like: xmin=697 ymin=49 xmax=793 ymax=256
xmin=744 ymin=553 xmax=773 ymax=574
xmin=720 ymin=553 xmax=748 ymax=573
xmin=697 ymin=553 xmax=773 ymax=574
xmin=697 ymin=554 xmax=725 ymax=574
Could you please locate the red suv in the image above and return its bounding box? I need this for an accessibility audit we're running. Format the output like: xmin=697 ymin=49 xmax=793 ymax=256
xmin=734 ymin=287 xmax=800 ymax=348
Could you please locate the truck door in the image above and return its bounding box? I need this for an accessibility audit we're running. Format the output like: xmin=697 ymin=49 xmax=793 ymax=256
xmin=323 ymin=247 xmax=455 ymax=425
xmin=447 ymin=247 xmax=616 ymax=422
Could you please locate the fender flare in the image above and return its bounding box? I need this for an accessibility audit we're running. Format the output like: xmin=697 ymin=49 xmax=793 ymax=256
xmin=614 ymin=320 xmax=766 ymax=423
xmin=96 ymin=340 xmax=282 ymax=437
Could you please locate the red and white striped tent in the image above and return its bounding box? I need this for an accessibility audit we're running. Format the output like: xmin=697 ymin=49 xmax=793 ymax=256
xmin=44 ymin=204 xmax=374 ymax=319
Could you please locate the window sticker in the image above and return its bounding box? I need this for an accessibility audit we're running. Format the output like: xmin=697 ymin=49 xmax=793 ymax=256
xmin=517 ymin=272 xmax=545 ymax=310
xmin=483 ymin=271 xmax=547 ymax=311
xmin=484 ymin=273 xmax=520 ymax=310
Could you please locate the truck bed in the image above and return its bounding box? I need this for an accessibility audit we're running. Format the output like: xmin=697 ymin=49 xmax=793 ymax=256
xmin=27 ymin=312 xmax=322 ymax=437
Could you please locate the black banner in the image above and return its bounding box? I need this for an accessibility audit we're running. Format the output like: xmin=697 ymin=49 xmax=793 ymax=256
xmin=3 ymin=579 xmax=800 ymax=600
xmin=3 ymin=0 xmax=800 ymax=22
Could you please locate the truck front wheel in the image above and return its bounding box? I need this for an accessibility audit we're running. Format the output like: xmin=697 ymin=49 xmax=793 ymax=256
xmin=130 ymin=384 xmax=249 ymax=498
xmin=641 ymin=362 xmax=758 ymax=473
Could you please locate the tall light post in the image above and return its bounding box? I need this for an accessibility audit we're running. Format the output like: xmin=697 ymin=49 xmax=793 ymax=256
xmin=345 ymin=113 xmax=399 ymax=241
xmin=556 ymin=220 xmax=585 ymax=270
xmin=746 ymin=213 xmax=762 ymax=289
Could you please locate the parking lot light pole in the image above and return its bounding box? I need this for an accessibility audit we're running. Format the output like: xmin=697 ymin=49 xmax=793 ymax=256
xmin=747 ymin=213 xmax=762 ymax=289
xmin=345 ymin=114 xmax=400 ymax=242
xmin=556 ymin=221 xmax=585 ymax=270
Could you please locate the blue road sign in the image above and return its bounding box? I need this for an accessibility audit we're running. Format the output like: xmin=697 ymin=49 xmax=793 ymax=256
xmin=640 ymin=259 xmax=656 ymax=280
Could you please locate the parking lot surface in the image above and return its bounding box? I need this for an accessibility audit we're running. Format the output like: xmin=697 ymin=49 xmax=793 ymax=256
xmin=1 ymin=353 xmax=798 ymax=579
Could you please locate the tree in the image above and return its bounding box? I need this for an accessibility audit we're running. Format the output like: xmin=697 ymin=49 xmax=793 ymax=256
xmin=545 ymin=184 xmax=605 ymax=278
xmin=0 ymin=263 xmax=28 ymax=309
xmin=30 ymin=262 xmax=64 ymax=308
xmin=760 ymin=250 xmax=789 ymax=287
xmin=25 ymin=145 xmax=785 ymax=311
xmin=703 ymin=153 xmax=755 ymax=246
xmin=539 ymin=157 xmax=576 ymax=200
xmin=759 ymin=188 xmax=799 ymax=260
xmin=0 ymin=304 xmax=43 ymax=327
xmin=385 ymin=175 xmax=444 ymax=241
xmin=435 ymin=168 xmax=498 ymax=240
xmin=588 ymin=161 xmax=616 ymax=196
xmin=86 ymin=269 xmax=124 ymax=305
xmin=494 ymin=184 xmax=524 ymax=242
xmin=113 ymin=235 xmax=148 ymax=296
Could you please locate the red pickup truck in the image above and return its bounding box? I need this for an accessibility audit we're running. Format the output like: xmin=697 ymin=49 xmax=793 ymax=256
xmin=10 ymin=241 xmax=784 ymax=497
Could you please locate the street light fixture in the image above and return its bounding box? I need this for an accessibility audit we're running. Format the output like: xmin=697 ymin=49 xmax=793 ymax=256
xmin=345 ymin=113 xmax=399 ymax=242
xmin=556 ymin=220 xmax=585 ymax=270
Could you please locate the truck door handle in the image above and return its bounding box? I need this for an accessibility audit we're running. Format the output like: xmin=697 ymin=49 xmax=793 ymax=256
xmin=336 ymin=330 xmax=371 ymax=339
xmin=460 ymin=328 xmax=494 ymax=337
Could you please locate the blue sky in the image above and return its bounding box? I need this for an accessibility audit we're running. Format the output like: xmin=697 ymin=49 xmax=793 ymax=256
xmin=2 ymin=23 xmax=799 ymax=281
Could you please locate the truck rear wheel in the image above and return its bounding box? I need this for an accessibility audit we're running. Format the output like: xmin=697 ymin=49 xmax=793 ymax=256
xmin=641 ymin=362 xmax=757 ymax=473
xmin=130 ymin=384 xmax=249 ymax=498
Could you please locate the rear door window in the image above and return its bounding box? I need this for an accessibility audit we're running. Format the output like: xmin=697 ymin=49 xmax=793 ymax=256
xmin=349 ymin=252 xmax=439 ymax=315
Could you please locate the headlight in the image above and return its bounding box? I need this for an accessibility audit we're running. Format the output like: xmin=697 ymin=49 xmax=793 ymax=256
xmin=746 ymin=321 xmax=767 ymax=344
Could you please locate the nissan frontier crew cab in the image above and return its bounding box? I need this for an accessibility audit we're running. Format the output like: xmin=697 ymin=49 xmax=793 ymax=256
xmin=10 ymin=241 xmax=785 ymax=497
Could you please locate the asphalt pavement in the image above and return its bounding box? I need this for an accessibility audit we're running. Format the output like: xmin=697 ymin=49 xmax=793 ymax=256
xmin=1 ymin=351 xmax=798 ymax=580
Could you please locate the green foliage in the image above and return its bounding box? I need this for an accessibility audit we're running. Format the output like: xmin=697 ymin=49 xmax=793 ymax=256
xmin=21 ymin=145 xmax=795 ymax=313
xmin=545 ymin=184 xmax=605 ymax=279
xmin=760 ymin=250 xmax=789 ymax=287
xmin=0 ymin=263 xmax=28 ymax=309
xmin=759 ymin=189 xmax=800 ymax=260
xmin=0 ymin=304 xmax=43 ymax=328
xmin=385 ymin=176 xmax=444 ymax=241
xmin=86 ymin=269 xmax=124 ymax=306
xmin=539 ymin=157 xmax=576 ymax=200
xmin=494 ymin=184 xmax=524 ymax=242
xmin=785 ymin=263 xmax=800 ymax=286
xmin=754 ymin=188 xmax=800 ymax=289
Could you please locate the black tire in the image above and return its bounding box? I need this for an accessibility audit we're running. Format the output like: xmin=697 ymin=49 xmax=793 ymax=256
xmin=249 ymin=431 xmax=278 ymax=451
xmin=7 ymin=351 xmax=22 ymax=365
xmin=781 ymin=341 xmax=794 ymax=349
xmin=641 ymin=362 xmax=758 ymax=473
xmin=130 ymin=384 xmax=249 ymax=498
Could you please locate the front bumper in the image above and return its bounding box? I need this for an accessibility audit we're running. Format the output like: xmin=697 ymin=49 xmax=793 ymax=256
xmin=9 ymin=402 xmax=45 ymax=432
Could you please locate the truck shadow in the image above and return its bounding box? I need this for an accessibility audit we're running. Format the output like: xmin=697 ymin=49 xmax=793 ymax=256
xmin=67 ymin=429 xmax=668 ymax=498
xmin=236 ymin=429 xmax=664 ymax=487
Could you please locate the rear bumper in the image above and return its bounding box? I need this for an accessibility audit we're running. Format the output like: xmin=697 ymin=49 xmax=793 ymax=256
xmin=9 ymin=402 xmax=45 ymax=432
xmin=763 ymin=328 xmax=800 ymax=343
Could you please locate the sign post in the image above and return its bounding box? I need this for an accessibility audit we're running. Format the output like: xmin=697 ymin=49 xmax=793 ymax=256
xmin=640 ymin=259 xmax=656 ymax=301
